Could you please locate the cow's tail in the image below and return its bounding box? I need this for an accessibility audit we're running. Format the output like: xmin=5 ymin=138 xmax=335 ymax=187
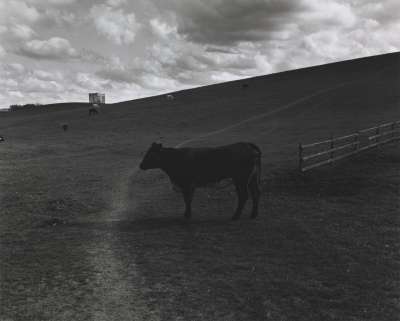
xmin=247 ymin=143 xmax=262 ymax=190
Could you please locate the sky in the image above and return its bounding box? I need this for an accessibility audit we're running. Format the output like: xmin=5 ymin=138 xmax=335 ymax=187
xmin=0 ymin=0 xmax=399 ymax=108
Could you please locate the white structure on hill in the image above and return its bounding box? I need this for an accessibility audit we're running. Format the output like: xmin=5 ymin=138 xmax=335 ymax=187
xmin=89 ymin=93 xmax=105 ymax=104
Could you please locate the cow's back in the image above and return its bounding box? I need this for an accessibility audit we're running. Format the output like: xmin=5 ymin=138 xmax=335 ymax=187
xmin=179 ymin=142 xmax=260 ymax=186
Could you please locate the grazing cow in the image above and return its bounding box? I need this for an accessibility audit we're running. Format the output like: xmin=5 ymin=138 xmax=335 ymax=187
xmin=88 ymin=107 xmax=99 ymax=116
xmin=139 ymin=142 xmax=261 ymax=220
xmin=61 ymin=123 xmax=69 ymax=131
xmin=166 ymin=94 xmax=174 ymax=100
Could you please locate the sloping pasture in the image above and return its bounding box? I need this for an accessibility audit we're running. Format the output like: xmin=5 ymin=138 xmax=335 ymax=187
xmin=0 ymin=52 xmax=399 ymax=320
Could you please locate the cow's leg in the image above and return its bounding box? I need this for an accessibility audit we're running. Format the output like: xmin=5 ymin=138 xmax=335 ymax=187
xmin=232 ymin=180 xmax=248 ymax=220
xmin=249 ymin=175 xmax=260 ymax=219
xmin=182 ymin=186 xmax=194 ymax=219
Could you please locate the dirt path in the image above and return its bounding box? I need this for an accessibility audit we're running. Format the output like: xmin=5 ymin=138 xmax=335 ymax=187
xmin=175 ymin=64 xmax=392 ymax=148
xmin=175 ymin=81 xmax=354 ymax=148
xmin=82 ymin=162 xmax=158 ymax=320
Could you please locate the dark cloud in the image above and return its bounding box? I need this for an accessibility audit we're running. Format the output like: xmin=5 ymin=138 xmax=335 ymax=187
xmin=96 ymin=67 xmax=138 ymax=83
xmin=169 ymin=0 xmax=307 ymax=45
xmin=205 ymin=46 xmax=239 ymax=54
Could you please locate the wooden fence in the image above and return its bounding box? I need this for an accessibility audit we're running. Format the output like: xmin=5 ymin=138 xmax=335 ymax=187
xmin=299 ymin=121 xmax=400 ymax=172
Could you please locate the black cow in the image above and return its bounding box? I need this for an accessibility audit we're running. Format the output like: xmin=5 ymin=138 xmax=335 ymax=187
xmin=89 ymin=107 xmax=99 ymax=116
xmin=139 ymin=142 xmax=261 ymax=220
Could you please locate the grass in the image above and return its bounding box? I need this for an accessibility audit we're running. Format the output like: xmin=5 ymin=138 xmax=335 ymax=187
xmin=122 ymin=147 xmax=399 ymax=321
xmin=0 ymin=52 xmax=399 ymax=320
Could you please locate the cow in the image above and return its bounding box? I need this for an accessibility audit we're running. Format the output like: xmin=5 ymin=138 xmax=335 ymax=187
xmin=166 ymin=94 xmax=174 ymax=100
xmin=88 ymin=107 xmax=99 ymax=116
xmin=61 ymin=123 xmax=69 ymax=131
xmin=139 ymin=142 xmax=261 ymax=220
xmin=0 ymin=136 xmax=4 ymax=142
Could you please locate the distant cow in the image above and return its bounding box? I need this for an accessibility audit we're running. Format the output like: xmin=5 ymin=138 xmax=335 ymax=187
xmin=166 ymin=94 xmax=174 ymax=100
xmin=139 ymin=142 xmax=261 ymax=220
xmin=61 ymin=123 xmax=69 ymax=131
xmin=88 ymin=107 xmax=99 ymax=116
xmin=242 ymin=83 xmax=249 ymax=89
xmin=0 ymin=136 xmax=4 ymax=142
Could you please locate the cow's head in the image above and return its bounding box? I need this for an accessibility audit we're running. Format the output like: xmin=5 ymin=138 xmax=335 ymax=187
xmin=139 ymin=142 xmax=163 ymax=170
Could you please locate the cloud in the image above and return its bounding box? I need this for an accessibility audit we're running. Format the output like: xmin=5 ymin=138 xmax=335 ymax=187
xmin=0 ymin=45 xmax=5 ymax=57
xmin=79 ymin=48 xmax=111 ymax=65
xmin=23 ymin=76 xmax=64 ymax=93
xmin=29 ymin=0 xmax=77 ymax=5
xmin=40 ymin=8 xmax=77 ymax=27
xmin=106 ymin=0 xmax=126 ymax=7
xmin=10 ymin=24 xmax=36 ymax=39
xmin=17 ymin=37 xmax=78 ymax=60
xmin=96 ymin=67 xmax=137 ymax=84
xmin=0 ymin=1 xmax=40 ymax=24
xmin=95 ymin=56 xmax=150 ymax=87
xmin=142 ymin=17 xmax=267 ymax=86
xmin=168 ymin=0 xmax=306 ymax=45
xmin=159 ymin=0 xmax=359 ymax=46
xmin=300 ymin=0 xmax=357 ymax=30
xmin=0 ymin=1 xmax=39 ymax=53
xmin=75 ymin=72 xmax=109 ymax=91
xmin=94 ymin=51 xmax=186 ymax=92
xmin=0 ymin=63 xmax=67 ymax=107
xmin=90 ymin=4 xmax=140 ymax=45
xmin=354 ymin=0 xmax=400 ymax=25
xmin=144 ymin=0 xmax=398 ymax=82
xmin=33 ymin=69 xmax=64 ymax=81
xmin=4 ymin=63 xmax=26 ymax=74
xmin=96 ymin=64 xmax=135 ymax=83
xmin=150 ymin=18 xmax=177 ymax=39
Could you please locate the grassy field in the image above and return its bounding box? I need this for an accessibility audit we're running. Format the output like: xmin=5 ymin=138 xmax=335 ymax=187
xmin=0 ymin=52 xmax=399 ymax=320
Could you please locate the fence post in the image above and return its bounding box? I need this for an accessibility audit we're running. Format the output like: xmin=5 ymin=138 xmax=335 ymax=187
xmin=298 ymin=143 xmax=303 ymax=172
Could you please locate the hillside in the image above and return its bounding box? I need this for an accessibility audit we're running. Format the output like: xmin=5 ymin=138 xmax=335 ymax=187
xmin=0 ymin=52 xmax=399 ymax=321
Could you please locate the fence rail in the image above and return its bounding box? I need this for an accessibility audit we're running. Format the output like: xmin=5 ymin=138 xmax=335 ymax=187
xmin=299 ymin=120 xmax=400 ymax=172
